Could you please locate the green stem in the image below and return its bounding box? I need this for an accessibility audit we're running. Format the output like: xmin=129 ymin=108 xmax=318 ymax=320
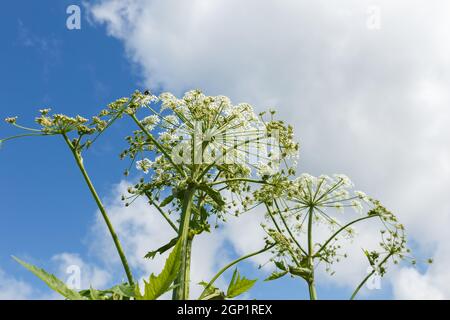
xmin=350 ymin=252 xmax=394 ymax=300
xmin=130 ymin=114 xmax=186 ymax=178
xmin=315 ymin=214 xmax=381 ymax=257
xmin=199 ymin=244 xmax=275 ymax=300
xmin=1 ymin=133 xmax=53 ymax=143
xmin=62 ymin=134 xmax=134 ymax=285
xmin=265 ymin=203 xmax=302 ymax=266
xmin=274 ymin=200 xmax=308 ymax=256
xmin=145 ymin=192 xmax=178 ymax=233
xmin=172 ymin=187 xmax=196 ymax=300
xmin=307 ymin=207 xmax=317 ymax=300
xmin=184 ymin=237 xmax=193 ymax=299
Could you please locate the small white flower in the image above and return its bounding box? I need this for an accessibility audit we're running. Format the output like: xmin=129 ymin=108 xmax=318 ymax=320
xmin=334 ymin=202 xmax=344 ymax=212
xmin=351 ymin=200 xmax=363 ymax=214
xmin=163 ymin=115 xmax=179 ymax=127
xmin=333 ymin=174 xmax=353 ymax=187
xmin=141 ymin=115 xmax=160 ymax=130
xmin=135 ymin=95 xmax=153 ymax=106
xmin=355 ymin=191 xmax=369 ymax=202
xmin=136 ymin=158 xmax=153 ymax=174
xmin=159 ymin=131 xmax=178 ymax=143
xmin=257 ymin=162 xmax=277 ymax=177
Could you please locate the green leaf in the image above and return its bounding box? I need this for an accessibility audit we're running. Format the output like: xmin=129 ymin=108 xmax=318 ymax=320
xmin=226 ymin=269 xmax=257 ymax=299
xmin=144 ymin=237 xmax=179 ymax=259
xmin=79 ymin=287 xmax=103 ymax=300
xmin=79 ymin=283 xmax=136 ymax=300
xmin=274 ymin=261 xmax=287 ymax=271
xmin=137 ymin=238 xmax=182 ymax=300
xmin=198 ymin=281 xmax=226 ymax=300
xmin=13 ymin=256 xmax=85 ymax=300
xmin=110 ymin=283 xmax=137 ymax=298
xmin=264 ymin=270 xmax=288 ymax=281
xmin=79 ymin=285 xmax=137 ymax=300
xmin=159 ymin=195 xmax=175 ymax=207
xmin=198 ymin=185 xmax=225 ymax=208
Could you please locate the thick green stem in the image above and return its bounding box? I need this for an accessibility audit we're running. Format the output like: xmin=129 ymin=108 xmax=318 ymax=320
xmin=184 ymin=237 xmax=193 ymax=298
xmin=62 ymin=134 xmax=134 ymax=285
xmin=307 ymin=207 xmax=317 ymax=300
xmin=172 ymin=187 xmax=196 ymax=300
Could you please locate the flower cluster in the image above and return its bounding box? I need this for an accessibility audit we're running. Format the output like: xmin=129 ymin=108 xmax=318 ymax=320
xmin=260 ymin=173 xmax=411 ymax=282
xmin=111 ymin=90 xmax=300 ymax=231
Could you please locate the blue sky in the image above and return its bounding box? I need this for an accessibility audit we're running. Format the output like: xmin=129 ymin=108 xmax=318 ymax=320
xmin=0 ymin=0 xmax=141 ymax=298
xmin=1 ymin=0 xmax=448 ymax=300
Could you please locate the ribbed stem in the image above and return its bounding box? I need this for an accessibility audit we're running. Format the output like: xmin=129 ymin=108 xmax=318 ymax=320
xmin=307 ymin=207 xmax=317 ymax=300
xmin=172 ymin=187 xmax=196 ymax=300
xmin=62 ymin=134 xmax=134 ymax=285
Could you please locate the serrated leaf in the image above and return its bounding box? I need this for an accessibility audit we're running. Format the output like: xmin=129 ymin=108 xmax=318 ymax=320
xmin=264 ymin=270 xmax=288 ymax=281
xmin=79 ymin=283 xmax=136 ymax=300
xmin=13 ymin=256 xmax=85 ymax=300
xmin=144 ymin=237 xmax=179 ymax=259
xmin=109 ymin=283 xmax=137 ymax=299
xmin=226 ymin=269 xmax=257 ymax=299
xmin=137 ymin=238 xmax=182 ymax=300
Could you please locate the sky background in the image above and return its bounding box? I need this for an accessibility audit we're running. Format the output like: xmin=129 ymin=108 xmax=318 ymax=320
xmin=1 ymin=0 xmax=449 ymax=299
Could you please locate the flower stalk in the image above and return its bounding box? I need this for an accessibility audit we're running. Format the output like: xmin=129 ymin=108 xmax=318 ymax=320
xmin=62 ymin=133 xmax=134 ymax=285
xmin=307 ymin=207 xmax=317 ymax=300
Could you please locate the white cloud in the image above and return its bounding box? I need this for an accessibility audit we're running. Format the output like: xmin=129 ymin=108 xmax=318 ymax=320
xmin=0 ymin=268 xmax=34 ymax=300
xmin=88 ymin=181 xmax=228 ymax=298
xmin=392 ymin=268 xmax=444 ymax=299
xmin=223 ymin=209 xmax=268 ymax=265
xmin=0 ymin=253 xmax=112 ymax=300
xmin=87 ymin=0 xmax=450 ymax=298
xmin=51 ymin=253 xmax=111 ymax=290
xmin=392 ymin=244 xmax=450 ymax=299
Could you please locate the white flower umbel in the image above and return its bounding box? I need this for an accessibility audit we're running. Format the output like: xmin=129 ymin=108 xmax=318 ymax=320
xmin=259 ymin=173 xmax=410 ymax=300
xmin=105 ymin=90 xmax=300 ymax=300
xmin=136 ymin=158 xmax=153 ymax=174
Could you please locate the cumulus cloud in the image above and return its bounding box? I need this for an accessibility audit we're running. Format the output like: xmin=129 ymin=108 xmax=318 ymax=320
xmin=0 ymin=268 xmax=34 ymax=300
xmin=87 ymin=0 xmax=450 ymax=297
xmin=51 ymin=253 xmax=111 ymax=290
xmin=88 ymin=181 xmax=228 ymax=297
xmin=392 ymin=268 xmax=444 ymax=299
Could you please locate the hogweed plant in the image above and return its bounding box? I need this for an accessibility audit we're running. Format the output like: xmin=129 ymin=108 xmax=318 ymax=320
xmin=1 ymin=90 xmax=427 ymax=300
